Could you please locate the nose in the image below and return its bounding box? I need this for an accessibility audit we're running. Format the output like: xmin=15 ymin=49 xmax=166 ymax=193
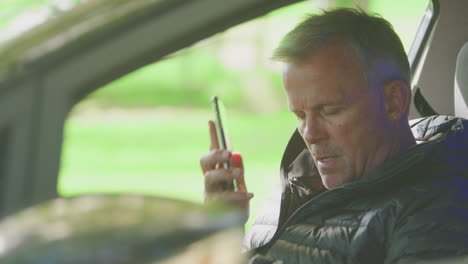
xmin=301 ymin=116 xmax=328 ymax=145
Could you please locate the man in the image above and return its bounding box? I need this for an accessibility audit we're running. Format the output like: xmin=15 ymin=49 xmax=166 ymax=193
xmin=200 ymin=8 xmax=468 ymax=264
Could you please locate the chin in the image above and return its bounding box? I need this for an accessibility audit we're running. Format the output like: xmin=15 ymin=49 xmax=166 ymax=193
xmin=321 ymin=177 xmax=341 ymax=190
xmin=320 ymin=173 xmax=349 ymax=190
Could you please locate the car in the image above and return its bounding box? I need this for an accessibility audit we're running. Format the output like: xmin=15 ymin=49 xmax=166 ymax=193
xmin=0 ymin=0 xmax=467 ymax=261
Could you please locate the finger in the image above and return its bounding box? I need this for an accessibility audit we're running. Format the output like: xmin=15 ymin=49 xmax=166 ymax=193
xmin=205 ymin=191 xmax=254 ymax=203
xmin=204 ymin=167 xmax=241 ymax=192
xmin=208 ymin=120 xmax=219 ymax=150
xmin=200 ymin=149 xmax=231 ymax=174
xmin=231 ymin=152 xmax=247 ymax=192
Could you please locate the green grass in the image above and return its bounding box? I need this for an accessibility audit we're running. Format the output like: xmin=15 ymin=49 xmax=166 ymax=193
xmin=59 ymin=109 xmax=297 ymax=227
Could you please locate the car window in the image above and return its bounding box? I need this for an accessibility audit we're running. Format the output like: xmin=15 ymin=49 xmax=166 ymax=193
xmin=58 ymin=0 xmax=429 ymax=228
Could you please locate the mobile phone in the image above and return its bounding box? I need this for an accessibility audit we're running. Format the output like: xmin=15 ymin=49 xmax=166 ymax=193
xmin=211 ymin=96 xmax=238 ymax=191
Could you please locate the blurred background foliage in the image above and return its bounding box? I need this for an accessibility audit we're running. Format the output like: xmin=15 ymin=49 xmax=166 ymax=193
xmin=1 ymin=0 xmax=429 ymax=228
xmin=77 ymin=0 xmax=427 ymax=111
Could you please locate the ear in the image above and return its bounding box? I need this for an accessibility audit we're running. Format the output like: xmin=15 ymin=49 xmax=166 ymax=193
xmin=382 ymin=80 xmax=410 ymax=122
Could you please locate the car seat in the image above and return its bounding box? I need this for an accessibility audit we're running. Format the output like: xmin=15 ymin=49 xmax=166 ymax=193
xmin=454 ymin=41 xmax=468 ymax=119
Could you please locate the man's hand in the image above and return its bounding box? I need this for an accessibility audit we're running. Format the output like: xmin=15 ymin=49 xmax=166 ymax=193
xmin=200 ymin=121 xmax=253 ymax=217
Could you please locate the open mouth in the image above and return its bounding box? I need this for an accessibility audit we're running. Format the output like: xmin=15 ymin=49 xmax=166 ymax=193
xmin=316 ymin=156 xmax=339 ymax=169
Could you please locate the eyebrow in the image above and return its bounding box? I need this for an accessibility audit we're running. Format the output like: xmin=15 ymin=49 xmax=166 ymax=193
xmin=313 ymin=102 xmax=343 ymax=109
xmin=290 ymin=101 xmax=344 ymax=111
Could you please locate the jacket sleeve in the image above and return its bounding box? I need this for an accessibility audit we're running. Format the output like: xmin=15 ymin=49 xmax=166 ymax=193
xmin=243 ymin=184 xmax=282 ymax=251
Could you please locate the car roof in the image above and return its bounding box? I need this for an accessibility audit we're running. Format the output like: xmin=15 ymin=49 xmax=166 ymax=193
xmin=0 ymin=0 xmax=300 ymax=88
xmin=0 ymin=0 xmax=166 ymax=82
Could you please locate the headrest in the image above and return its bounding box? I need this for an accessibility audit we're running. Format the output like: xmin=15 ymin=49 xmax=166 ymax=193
xmin=454 ymin=42 xmax=468 ymax=118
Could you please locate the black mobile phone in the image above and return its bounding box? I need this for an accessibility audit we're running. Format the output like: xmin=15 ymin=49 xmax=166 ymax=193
xmin=211 ymin=96 xmax=238 ymax=191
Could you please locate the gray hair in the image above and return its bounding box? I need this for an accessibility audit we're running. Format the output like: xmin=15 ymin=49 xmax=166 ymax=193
xmin=272 ymin=8 xmax=411 ymax=87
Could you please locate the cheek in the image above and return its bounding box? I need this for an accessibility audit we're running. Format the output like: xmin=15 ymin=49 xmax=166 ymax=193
xmin=329 ymin=120 xmax=367 ymax=152
xmin=297 ymin=120 xmax=305 ymax=135
xmin=328 ymin=120 xmax=348 ymax=136
xmin=329 ymin=103 xmax=380 ymax=143
xmin=332 ymin=125 xmax=354 ymax=148
xmin=333 ymin=120 xmax=381 ymax=157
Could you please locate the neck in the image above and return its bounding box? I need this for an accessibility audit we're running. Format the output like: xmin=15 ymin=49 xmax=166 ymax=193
xmin=392 ymin=120 xmax=417 ymax=156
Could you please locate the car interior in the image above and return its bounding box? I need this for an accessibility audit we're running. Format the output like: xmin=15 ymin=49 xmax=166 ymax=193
xmin=0 ymin=0 xmax=467 ymax=261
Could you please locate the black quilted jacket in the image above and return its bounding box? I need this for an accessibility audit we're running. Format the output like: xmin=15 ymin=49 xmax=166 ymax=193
xmin=244 ymin=116 xmax=468 ymax=264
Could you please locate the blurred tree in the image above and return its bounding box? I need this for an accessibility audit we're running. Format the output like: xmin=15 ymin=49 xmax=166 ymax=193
xmin=0 ymin=0 xmax=84 ymax=42
xmin=314 ymin=0 xmax=369 ymax=10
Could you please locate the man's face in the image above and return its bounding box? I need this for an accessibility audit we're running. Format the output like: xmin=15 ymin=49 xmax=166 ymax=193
xmin=283 ymin=45 xmax=393 ymax=189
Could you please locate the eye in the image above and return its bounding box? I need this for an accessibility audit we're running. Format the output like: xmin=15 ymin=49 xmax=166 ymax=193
xmin=321 ymin=106 xmax=343 ymax=116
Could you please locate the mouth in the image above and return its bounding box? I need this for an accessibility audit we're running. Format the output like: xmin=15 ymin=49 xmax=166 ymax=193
xmin=315 ymin=155 xmax=337 ymax=161
xmin=315 ymin=155 xmax=339 ymax=169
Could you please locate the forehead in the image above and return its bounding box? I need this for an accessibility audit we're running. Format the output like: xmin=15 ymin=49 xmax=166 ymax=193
xmin=283 ymin=45 xmax=368 ymax=108
xmin=284 ymin=43 xmax=364 ymax=80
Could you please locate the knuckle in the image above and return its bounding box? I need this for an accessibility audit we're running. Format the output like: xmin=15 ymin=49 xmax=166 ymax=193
xmin=200 ymin=151 xmax=214 ymax=164
xmin=204 ymin=170 xmax=213 ymax=179
xmin=200 ymin=150 xmax=223 ymax=168
xmin=199 ymin=155 xmax=208 ymax=165
xmin=205 ymin=170 xmax=228 ymax=183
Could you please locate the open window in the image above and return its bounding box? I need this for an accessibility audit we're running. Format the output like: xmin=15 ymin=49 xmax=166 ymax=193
xmin=57 ymin=1 xmax=430 ymax=228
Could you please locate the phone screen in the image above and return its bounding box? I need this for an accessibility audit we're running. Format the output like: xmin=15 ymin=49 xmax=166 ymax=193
xmin=211 ymin=96 xmax=237 ymax=191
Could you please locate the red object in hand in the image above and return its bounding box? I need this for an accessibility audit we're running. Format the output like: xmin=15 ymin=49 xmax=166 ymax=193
xmin=230 ymin=152 xmax=247 ymax=193
xmin=231 ymin=152 xmax=243 ymax=168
